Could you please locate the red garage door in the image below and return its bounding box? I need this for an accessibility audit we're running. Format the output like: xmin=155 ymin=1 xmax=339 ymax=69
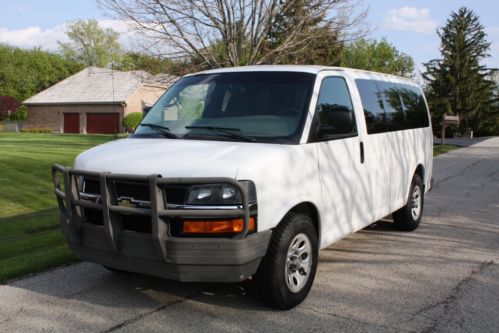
xmin=87 ymin=113 xmax=120 ymax=134
xmin=64 ymin=113 xmax=80 ymax=133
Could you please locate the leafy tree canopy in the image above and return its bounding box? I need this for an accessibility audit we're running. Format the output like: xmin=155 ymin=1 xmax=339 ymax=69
xmin=0 ymin=44 xmax=83 ymax=102
xmin=59 ymin=19 xmax=122 ymax=68
xmin=118 ymin=52 xmax=173 ymax=75
xmin=340 ymin=38 xmax=414 ymax=77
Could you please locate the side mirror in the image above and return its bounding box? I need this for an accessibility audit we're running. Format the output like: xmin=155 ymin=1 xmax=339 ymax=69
xmin=318 ymin=105 xmax=355 ymax=138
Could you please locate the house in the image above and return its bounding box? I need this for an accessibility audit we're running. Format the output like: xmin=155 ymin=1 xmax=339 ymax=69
xmin=23 ymin=67 xmax=176 ymax=134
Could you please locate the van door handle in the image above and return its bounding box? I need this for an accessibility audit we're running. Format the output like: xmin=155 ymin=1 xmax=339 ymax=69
xmin=360 ymin=141 xmax=365 ymax=164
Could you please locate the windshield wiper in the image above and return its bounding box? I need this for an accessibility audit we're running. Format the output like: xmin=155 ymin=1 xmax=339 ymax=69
xmin=185 ymin=125 xmax=256 ymax=142
xmin=140 ymin=123 xmax=178 ymax=139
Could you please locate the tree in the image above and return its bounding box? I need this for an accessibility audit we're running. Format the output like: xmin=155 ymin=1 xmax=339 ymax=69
xmin=0 ymin=96 xmax=20 ymax=121
xmin=99 ymin=0 xmax=367 ymax=68
xmin=118 ymin=52 xmax=173 ymax=74
xmin=123 ymin=112 xmax=143 ymax=131
xmin=59 ymin=19 xmax=122 ymax=67
xmin=423 ymin=7 xmax=497 ymax=136
xmin=340 ymin=38 xmax=414 ymax=77
xmin=0 ymin=44 xmax=82 ymax=102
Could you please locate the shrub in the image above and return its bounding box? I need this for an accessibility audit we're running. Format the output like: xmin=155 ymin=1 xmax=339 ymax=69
xmin=9 ymin=105 xmax=28 ymax=121
xmin=123 ymin=112 xmax=143 ymax=131
xmin=20 ymin=128 xmax=52 ymax=133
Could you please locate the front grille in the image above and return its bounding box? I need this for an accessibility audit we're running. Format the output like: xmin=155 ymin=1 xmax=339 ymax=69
xmin=83 ymin=178 xmax=100 ymax=195
xmin=115 ymin=181 xmax=150 ymax=202
xmin=81 ymin=178 xmax=189 ymax=206
xmin=163 ymin=186 xmax=188 ymax=205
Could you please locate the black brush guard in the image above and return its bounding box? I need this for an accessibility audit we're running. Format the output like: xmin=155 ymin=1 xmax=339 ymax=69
xmin=51 ymin=164 xmax=271 ymax=282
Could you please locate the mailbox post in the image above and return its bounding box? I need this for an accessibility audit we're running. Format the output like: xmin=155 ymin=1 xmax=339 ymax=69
xmin=441 ymin=114 xmax=460 ymax=147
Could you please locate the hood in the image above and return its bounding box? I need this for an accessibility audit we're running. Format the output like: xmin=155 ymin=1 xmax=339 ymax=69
xmin=74 ymin=138 xmax=275 ymax=178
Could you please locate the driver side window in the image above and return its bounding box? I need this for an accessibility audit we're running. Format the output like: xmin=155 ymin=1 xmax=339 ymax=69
xmin=314 ymin=77 xmax=357 ymax=141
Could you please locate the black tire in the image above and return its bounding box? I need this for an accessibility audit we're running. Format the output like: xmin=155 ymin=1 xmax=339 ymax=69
xmin=393 ymin=174 xmax=424 ymax=231
xmin=256 ymin=212 xmax=318 ymax=310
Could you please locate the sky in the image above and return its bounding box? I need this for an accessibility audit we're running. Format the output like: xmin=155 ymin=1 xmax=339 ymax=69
xmin=0 ymin=0 xmax=498 ymax=74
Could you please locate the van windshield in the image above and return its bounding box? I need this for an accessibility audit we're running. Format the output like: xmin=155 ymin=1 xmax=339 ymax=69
xmin=133 ymin=72 xmax=316 ymax=144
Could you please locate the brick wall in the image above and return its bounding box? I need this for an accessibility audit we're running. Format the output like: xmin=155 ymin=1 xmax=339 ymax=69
xmin=25 ymin=83 xmax=167 ymax=133
xmin=25 ymin=104 xmax=124 ymax=133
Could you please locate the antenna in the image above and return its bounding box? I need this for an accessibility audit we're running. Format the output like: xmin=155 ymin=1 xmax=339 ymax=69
xmin=111 ymin=61 xmax=115 ymax=102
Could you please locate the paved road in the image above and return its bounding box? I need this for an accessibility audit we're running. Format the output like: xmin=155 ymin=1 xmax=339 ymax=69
xmin=1 ymin=138 xmax=498 ymax=333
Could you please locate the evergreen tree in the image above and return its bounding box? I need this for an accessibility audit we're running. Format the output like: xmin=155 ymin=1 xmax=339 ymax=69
xmin=423 ymin=7 xmax=497 ymax=136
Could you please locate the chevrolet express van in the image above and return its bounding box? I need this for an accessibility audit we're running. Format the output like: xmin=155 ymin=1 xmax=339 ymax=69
xmin=52 ymin=66 xmax=433 ymax=309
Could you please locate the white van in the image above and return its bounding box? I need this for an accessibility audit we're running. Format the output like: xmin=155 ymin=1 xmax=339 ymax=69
xmin=52 ymin=66 xmax=433 ymax=309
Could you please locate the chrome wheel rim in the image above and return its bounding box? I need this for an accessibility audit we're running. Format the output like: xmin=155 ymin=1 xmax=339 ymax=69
xmin=411 ymin=185 xmax=422 ymax=220
xmin=285 ymin=233 xmax=312 ymax=293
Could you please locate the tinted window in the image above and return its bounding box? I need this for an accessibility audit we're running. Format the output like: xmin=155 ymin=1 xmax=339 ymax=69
xmin=356 ymin=79 xmax=429 ymax=134
xmin=399 ymin=85 xmax=430 ymax=129
xmin=314 ymin=77 xmax=356 ymax=141
xmin=380 ymin=82 xmax=406 ymax=131
xmin=355 ymin=79 xmax=386 ymax=134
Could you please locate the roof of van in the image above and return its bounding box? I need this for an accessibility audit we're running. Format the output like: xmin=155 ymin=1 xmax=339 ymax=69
xmin=193 ymin=65 xmax=417 ymax=85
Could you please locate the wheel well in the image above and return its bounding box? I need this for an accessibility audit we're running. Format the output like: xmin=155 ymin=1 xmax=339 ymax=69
xmin=415 ymin=164 xmax=425 ymax=189
xmin=415 ymin=164 xmax=424 ymax=180
xmin=288 ymin=202 xmax=320 ymax=240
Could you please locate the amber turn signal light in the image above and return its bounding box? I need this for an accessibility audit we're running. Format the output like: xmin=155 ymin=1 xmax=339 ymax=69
xmin=183 ymin=217 xmax=255 ymax=234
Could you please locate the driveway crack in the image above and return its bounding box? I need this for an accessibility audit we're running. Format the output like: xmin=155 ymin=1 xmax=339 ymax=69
xmin=414 ymin=260 xmax=494 ymax=333
xmin=100 ymin=290 xmax=202 ymax=333
xmin=302 ymin=307 xmax=416 ymax=332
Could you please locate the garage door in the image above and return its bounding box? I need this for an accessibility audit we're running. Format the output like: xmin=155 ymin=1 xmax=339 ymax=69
xmin=87 ymin=113 xmax=120 ymax=134
xmin=64 ymin=113 xmax=80 ymax=133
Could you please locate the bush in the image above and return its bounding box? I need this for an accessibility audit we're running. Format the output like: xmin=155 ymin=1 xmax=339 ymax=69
xmin=123 ymin=112 xmax=143 ymax=132
xmin=9 ymin=105 xmax=28 ymax=121
xmin=20 ymin=128 xmax=52 ymax=133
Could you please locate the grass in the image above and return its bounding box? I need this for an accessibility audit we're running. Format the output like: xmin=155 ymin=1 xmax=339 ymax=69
xmin=433 ymin=144 xmax=460 ymax=156
xmin=0 ymin=133 xmax=119 ymax=283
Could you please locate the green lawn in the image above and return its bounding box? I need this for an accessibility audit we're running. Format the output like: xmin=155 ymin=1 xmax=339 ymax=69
xmin=433 ymin=144 xmax=460 ymax=156
xmin=0 ymin=133 xmax=119 ymax=283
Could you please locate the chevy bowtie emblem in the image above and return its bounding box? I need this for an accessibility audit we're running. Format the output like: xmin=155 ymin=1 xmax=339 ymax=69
xmin=117 ymin=197 xmax=135 ymax=208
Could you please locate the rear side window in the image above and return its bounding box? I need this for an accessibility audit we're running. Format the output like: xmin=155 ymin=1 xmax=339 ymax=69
xmin=355 ymin=79 xmax=429 ymax=134
xmin=379 ymin=82 xmax=405 ymax=132
xmin=399 ymin=85 xmax=430 ymax=129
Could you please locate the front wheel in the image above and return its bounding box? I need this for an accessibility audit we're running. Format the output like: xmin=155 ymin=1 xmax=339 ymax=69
xmin=256 ymin=212 xmax=318 ymax=309
xmin=393 ymin=174 xmax=424 ymax=231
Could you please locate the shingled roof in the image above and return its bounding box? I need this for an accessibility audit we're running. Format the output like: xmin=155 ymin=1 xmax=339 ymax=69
xmin=24 ymin=67 xmax=173 ymax=105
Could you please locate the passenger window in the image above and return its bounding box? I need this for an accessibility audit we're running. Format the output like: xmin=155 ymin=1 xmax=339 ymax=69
xmin=400 ymin=85 xmax=430 ymax=129
xmin=314 ymin=77 xmax=357 ymax=141
xmin=380 ymin=82 xmax=405 ymax=132
xmin=355 ymin=79 xmax=386 ymax=134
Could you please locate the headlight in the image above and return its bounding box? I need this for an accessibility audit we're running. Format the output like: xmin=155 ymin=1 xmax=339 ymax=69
xmin=186 ymin=181 xmax=256 ymax=205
